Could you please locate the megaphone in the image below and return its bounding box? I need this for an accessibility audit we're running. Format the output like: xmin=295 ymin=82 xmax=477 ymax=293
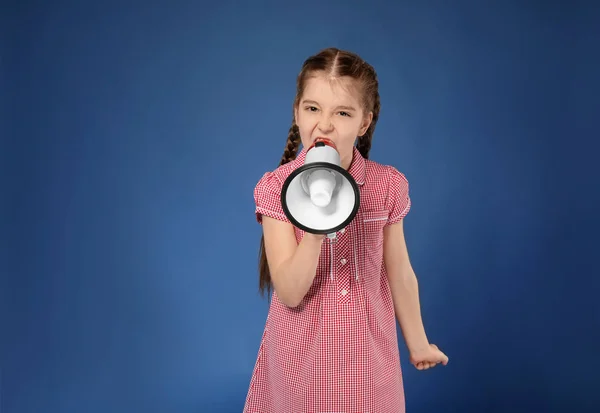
xmin=281 ymin=138 xmax=360 ymax=240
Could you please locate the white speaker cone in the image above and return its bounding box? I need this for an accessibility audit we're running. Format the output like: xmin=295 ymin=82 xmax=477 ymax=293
xmin=305 ymin=169 xmax=336 ymax=207
xmin=282 ymin=163 xmax=360 ymax=234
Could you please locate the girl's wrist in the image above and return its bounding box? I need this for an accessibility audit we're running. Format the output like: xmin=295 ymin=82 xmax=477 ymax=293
xmin=407 ymin=338 xmax=431 ymax=354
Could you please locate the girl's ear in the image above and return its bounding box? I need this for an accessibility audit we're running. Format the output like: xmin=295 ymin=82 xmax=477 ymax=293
xmin=293 ymin=104 xmax=300 ymax=125
xmin=359 ymin=111 xmax=373 ymax=136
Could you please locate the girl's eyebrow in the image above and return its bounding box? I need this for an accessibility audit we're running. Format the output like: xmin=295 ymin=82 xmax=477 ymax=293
xmin=301 ymin=99 xmax=357 ymax=111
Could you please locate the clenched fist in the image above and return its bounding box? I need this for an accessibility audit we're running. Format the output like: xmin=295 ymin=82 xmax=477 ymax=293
xmin=409 ymin=344 xmax=449 ymax=370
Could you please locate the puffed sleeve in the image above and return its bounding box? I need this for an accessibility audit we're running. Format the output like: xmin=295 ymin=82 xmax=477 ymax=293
xmin=253 ymin=171 xmax=291 ymax=224
xmin=385 ymin=166 xmax=411 ymax=226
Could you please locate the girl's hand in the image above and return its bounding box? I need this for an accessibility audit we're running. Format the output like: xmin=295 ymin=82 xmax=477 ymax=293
xmin=303 ymin=232 xmax=325 ymax=242
xmin=409 ymin=344 xmax=449 ymax=370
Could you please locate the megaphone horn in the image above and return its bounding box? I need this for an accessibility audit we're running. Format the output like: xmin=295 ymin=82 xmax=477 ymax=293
xmin=281 ymin=138 xmax=360 ymax=240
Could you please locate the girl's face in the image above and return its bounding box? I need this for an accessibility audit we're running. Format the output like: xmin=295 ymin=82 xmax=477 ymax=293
xmin=294 ymin=74 xmax=372 ymax=169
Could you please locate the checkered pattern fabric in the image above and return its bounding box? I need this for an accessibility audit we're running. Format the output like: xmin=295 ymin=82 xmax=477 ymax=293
xmin=244 ymin=146 xmax=411 ymax=413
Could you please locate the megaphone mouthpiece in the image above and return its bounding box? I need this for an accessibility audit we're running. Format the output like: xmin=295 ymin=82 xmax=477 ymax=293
xmin=310 ymin=137 xmax=337 ymax=150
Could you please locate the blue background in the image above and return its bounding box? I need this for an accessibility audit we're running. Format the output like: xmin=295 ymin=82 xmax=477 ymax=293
xmin=4 ymin=1 xmax=600 ymax=412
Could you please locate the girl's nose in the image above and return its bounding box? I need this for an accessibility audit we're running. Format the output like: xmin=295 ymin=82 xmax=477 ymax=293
xmin=318 ymin=116 xmax=333 ymax=132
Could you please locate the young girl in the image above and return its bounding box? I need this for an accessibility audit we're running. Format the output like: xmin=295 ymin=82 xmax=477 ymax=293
xmin=244 ymin=47 xmax=448 ymax=413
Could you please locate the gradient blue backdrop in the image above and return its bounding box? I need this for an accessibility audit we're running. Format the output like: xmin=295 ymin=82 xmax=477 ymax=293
xmin=4 ymin=1 xmax=600 ymax=412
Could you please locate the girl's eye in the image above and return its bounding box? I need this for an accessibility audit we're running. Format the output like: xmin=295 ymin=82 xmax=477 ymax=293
xmin=303 ymin=107 xmax=350 ymax=117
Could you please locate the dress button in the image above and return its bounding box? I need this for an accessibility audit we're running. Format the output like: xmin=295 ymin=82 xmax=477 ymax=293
xmin=341 ymin=289 xmax=348 ymax=296
xmin=340 ymin=258 xmax=347 ymax=265
xmin=340 ymin=228 xmax=345 ymax=234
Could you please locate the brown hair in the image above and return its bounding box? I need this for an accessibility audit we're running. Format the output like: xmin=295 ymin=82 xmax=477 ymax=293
xmin=258 ymin=47 xmax=381 ymax=298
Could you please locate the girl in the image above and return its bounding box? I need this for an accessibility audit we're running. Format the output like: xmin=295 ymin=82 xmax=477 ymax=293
xmin=244 ymin=47 xmax=448 ymax=413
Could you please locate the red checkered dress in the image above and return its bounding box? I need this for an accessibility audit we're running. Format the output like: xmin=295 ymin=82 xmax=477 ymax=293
xmin=244 ymin=146 xmax=411 ymax=413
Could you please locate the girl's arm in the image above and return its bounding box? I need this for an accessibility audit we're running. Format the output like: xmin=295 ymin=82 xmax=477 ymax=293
xmin=382 ymin=220 xmax=430 ymax=353
xmin=262 ymin=215 xmax=324 ymax=308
